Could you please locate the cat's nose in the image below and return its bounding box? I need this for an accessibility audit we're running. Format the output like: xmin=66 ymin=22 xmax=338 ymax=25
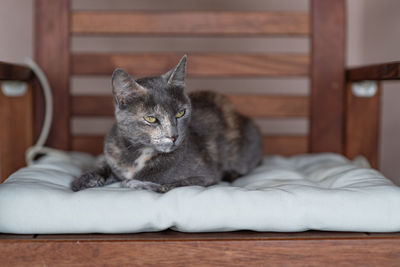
xmin=168 ymin=135 xmax=179 ymax=143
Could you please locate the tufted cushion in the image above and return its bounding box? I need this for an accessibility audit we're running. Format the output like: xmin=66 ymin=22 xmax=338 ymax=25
xmin=0 ymin=153 xmax=399 ymax=234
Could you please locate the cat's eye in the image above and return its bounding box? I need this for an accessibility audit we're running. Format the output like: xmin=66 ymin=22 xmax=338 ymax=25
xmin=144 ymin=116 xmax=157 ymax=123
xmin=176 ymin=109 xmax=186 ymax=118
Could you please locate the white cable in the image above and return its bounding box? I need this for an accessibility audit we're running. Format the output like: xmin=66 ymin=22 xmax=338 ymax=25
xmin=24 ymin=58 xmax=70 ymax=165
xmin=24 ymin=58 xmax=52 ymax=148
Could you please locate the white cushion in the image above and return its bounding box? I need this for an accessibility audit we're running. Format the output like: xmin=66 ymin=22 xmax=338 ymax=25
xmin=0 ymin=153 xmax=399 ymax=234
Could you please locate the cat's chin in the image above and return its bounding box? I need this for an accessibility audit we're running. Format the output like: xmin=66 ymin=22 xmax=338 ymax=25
xmin=155 ymin=145 xmax=178 ymax=154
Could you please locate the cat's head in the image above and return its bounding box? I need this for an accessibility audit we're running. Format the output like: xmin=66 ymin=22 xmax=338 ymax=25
xmin=111 ymin=55 xmax=191 ymax=153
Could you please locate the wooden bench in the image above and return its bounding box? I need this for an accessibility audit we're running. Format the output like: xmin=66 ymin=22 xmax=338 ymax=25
xmin=1 ymin=0 xmax=400 ymax=265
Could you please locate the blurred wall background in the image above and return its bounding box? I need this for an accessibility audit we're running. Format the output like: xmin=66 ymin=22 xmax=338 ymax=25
xmin=1 ymin=0 xmax=399 ymax=183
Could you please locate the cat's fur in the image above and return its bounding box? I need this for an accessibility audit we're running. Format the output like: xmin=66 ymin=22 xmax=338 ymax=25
xmin=71 ymin=55 xmax=263 ymax=193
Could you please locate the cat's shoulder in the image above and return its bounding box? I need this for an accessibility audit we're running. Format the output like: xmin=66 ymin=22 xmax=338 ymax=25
xmin=188 ymin=90 xmax=244 ymax=134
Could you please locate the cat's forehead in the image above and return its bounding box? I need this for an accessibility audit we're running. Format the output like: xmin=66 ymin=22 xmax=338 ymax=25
xmin=148 ymin=89 xmax=188 ymax=112
xmin=136 ymin=77 xmax=187 ymax=103
xmin=136 ymin=76 xmax=168 ymax=91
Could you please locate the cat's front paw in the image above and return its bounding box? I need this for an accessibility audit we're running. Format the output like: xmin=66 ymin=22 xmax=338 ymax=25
xmin=71 ymin=172 xmax=106 ymax=192
xmin=153 ymin=184 xmax=175 ymax=193
xmin=121 ymin=179 xmax=163 ymax=192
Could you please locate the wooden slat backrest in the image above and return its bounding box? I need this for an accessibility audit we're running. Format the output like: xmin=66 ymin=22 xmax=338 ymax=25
xmin=34 ymin=0 xmax=346 ymax=157
xmin=34 ymin=0 xmax=70 ymax=150
xmin=310 ymin=0 xmax=345 ymax=153
xmin=72 ymin=53 xmax=310 ymax=77
xmin=72 ymin=11 xmax=310 ymax=36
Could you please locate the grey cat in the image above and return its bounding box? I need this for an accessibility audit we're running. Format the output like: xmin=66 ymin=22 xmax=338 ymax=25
xmin=71 ymin=55 xmax=263 ymax=193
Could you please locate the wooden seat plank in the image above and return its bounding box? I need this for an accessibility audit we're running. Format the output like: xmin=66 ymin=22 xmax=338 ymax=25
xmin=1 ymin=235 xmax=400 ymax=266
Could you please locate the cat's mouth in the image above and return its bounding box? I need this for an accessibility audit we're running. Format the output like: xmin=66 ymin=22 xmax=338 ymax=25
xmin=153 ymin=141 xmax=179 ymax=153
xmin=152 ymin=135 xmax=183 ymax=153
xmin=156 ymin=144 xmax=177 ymax=153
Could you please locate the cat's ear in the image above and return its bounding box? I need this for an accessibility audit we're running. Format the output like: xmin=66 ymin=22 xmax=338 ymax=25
xmin=112 ymin=68 xmax=146 ymax=105
xmin=163 ymin=55 xmax=187 ymax=88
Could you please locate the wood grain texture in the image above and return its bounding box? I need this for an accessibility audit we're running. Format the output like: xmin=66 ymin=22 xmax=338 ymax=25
xmin=0 ymin=61 xmax=33 ymax=81
xmin=1 ymin=238 xmax=400 ymax=266
xmin=0 ymin=235 xmax=36 ymax=240
xmin=0 ymin=82 xmax=33 ymax=182
xmin=309 ymin=0 xmax=346 ymax=153
xmin=71 ymin=94 xmax=309 ymax=118
xmin=72 ymin=11 xmax=310 ymax=36
xmin=347 ymin=62 xmax=400 ymax=81
xmin=71 ymin=135 xmax=308 ymax=156
xmin=229 ymin=94 xmax=309 ymax=118
xmin=264 ymin=135 xmax=308 ymax=156
xmin=34 ymin=0 xmax=70 ymax=150
xmin=345 ymin=82 xmax=381 ymax=169
xmin=72 ymin=53 xmax=310 ymax=77
xmin=71 ymin=135 xmax=105 ymax=155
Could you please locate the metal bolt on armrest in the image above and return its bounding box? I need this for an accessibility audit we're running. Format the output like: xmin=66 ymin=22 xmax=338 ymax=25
xmin=1 ymin=81 xmax=28 ymax=97
xmin=351 ymin=81 xmax=378 ymax=98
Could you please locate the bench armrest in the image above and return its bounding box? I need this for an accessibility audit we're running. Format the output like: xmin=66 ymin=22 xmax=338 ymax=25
xmin=346 ymin=61 xmax=400 ymax=82
xmin=0 ymin=61 xmax=34 ymax=182
xmin=345 ymin=61 xmax=400 ymax=170
xmin=0 ymin=61 xmax=33 ymax=81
